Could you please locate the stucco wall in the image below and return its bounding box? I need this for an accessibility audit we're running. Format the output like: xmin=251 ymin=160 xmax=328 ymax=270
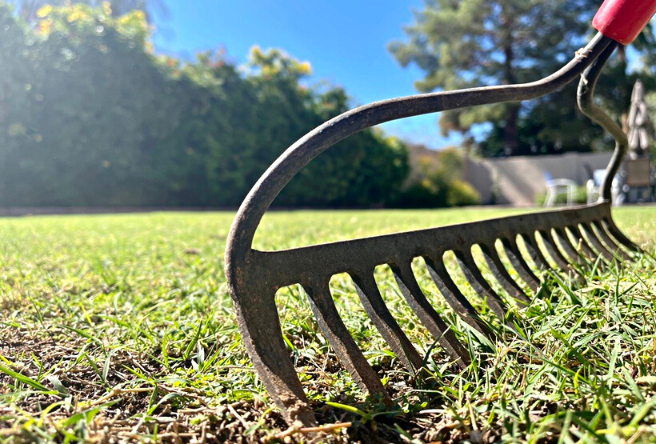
xmin=463 ymin=152 xmax=614 ymax=206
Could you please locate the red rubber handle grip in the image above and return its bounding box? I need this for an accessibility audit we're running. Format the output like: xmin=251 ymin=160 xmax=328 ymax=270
xmin=593 ymin=0 xmax=656 ymax=44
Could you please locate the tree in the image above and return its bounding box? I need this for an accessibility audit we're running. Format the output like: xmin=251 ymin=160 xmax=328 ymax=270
xmin=390 ymin=0 xmax=656 ymax=157
xmin=11 ymin=0 xmax=167 ymax=22
xmin=0 ymin=3 xmax=188 ymax=206
xmin=0 ymin=3 xmax=410 ymax=208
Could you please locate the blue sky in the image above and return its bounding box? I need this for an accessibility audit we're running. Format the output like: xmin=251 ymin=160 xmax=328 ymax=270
xmin=151 ymin=0 xmax=462 ymax=149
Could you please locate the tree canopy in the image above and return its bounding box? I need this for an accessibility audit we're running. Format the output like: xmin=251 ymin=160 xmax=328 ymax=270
xmin=11 ymin=0 xmax=167 ymax=22
xmin=390 ymin=0 xmax=656 ymax=157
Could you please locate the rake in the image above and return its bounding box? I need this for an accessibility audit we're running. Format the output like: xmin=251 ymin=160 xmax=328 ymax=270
xmin=225 ymin=0 xmax=654 ymax=426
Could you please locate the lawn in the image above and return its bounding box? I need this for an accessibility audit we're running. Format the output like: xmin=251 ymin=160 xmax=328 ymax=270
xmin=0 ymin=207 xmax=655 ymax=443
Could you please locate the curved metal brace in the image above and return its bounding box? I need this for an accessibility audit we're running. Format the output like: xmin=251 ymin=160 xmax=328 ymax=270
xmin=225 ymin=33 xmax=613 ymax=263
xmin=577 ymin=40 xmax=643 ymax=253
xmin=576 ymin=41 xmax=624 ymax=202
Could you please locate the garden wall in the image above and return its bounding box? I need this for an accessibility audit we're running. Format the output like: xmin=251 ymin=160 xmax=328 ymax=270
xmin=464 ymin=152 xmax=614 ymax=206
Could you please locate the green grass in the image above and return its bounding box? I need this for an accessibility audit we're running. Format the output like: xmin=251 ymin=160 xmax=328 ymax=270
xmin=0 ymin=206 xmax=654 ymax=443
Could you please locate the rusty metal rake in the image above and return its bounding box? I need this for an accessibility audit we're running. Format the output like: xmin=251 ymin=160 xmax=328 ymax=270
xmin=225 ymin=0 xmax=654 ymax=426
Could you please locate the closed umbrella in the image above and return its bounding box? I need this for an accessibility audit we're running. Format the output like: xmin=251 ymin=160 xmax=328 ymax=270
xmin=627 ymin=80 xmax=651 ymax=158
xmin=625 ymin=80 xmax=654 ymax=203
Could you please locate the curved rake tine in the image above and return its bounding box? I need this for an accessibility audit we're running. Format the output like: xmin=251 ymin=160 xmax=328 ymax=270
xmin=537 ymin=229 xmax=585 ymax=284
xmin=603 ymin=217 xmax=641 ymax=253
xmin=424 ymin=257 xmax=495 ymax=338
xmin=234 ymin=292 xmax=316 ymax=426
xmin=305 ymin=280 xmax=389 ymax=402
xmin=552 ymin=227 xmax=586 ymax=266
xmin=453 ymin=250 xmax=508 ymax=321
xmin=580 ymin=222 xmax=614 ymax=261
xmin=520 ymin=232 xmax=553 ymax=271
xmin=478 ymin=243 xmax=531 ymax=305
xmin=500 ymin=237 xmax=541 ymax=291
xmin=591 ymin=220 xmax=632 ymax=260
xmin=391 ymin=263 xmax=471 ymax=368
xmin=567 ymin=225 xmax=607 ymax=270
xmin=351 ymin=272 xmax=424 ymax=372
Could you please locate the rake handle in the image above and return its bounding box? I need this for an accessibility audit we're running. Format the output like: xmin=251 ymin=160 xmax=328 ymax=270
xmin=593 ymin=0 xmax=656 ymax=45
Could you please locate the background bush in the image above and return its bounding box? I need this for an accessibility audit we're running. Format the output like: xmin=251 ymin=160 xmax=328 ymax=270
xmin=392 ymin=147 xmax=481 ymax=208
xmin=0 ymin=3 xmax=414 ymax=208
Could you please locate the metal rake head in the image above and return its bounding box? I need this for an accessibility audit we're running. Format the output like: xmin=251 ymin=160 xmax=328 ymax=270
xmin=225 ymin=14 xmax=648 ymax=425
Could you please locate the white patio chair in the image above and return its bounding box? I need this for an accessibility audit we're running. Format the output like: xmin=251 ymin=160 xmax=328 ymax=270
xmin=545 ymin=178 xmax=577 ymax=207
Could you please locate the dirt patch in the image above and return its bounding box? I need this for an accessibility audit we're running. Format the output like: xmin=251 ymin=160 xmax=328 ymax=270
xmin=0 ymin=328 xmax=494 ymax=443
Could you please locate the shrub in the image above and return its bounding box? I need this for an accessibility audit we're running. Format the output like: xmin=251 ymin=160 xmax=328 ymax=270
xmin=0 ymin=4 xmax=409 ymax=208
xmin=392 ymin=147 xmax=480 ymax=208
xmin=447 ymin=179 xmax=481 ymax=207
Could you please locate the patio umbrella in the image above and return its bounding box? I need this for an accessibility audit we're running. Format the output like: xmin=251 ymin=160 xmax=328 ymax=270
xmin=627 ymin=80 xmax=651 ymax=158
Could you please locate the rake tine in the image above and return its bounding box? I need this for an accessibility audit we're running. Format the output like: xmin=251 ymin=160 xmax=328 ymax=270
xmin=424 ymin=257 xmax=495 ymax=338
xmin=500 ymin=237 xmax=541 ymax=291
xmin=537 ymin=230 xmax=573 ymax=270
xmin=391 ymin=263 xmax=471 ymax=368
xmin=567 ymin=225 xmax=605 ymax=266
xmin=564 ymin=226 xmax=599 ymax=261
xmin=580 ymin=222 xmax=614 ymax=261
xmin=540 ymin=231 xmax=587 ymax=286
xmin=478 ymin=243 xmax=531 ymax=305
xmin=569 ymin=225 xmax=608 ymax=270
xmin=603 ymin=218 xmax=641 ymax=253
xmin=591 ymin=220 xmax=632 ymax=260
xmin=234 ymin=292 xmax=317 ymax=426
xmin=567 ymin=226 xmax=603 ymax=265
xmin=304 ymin=280 xmax=389 ymax=401
xmin=453 ymin=250 xmax=508 ymax=321
xmin=520 ymin=232 xmax=553 ymax=271
xmin=351 ymin=272 xmax=424 ymax=372
xmin=552 ymin=227 xmax=586 ymax=266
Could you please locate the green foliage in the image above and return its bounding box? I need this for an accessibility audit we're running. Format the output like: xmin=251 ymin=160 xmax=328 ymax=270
xmin=390 ymin=0 xmax=656 ymax=157
xmin=0 ymin=3 xmax=410 ymax=208
xmin=1 ymin=3 xmax=187 ymax=206
xmin=446 ymin=179 xmax=481 ymax=207
xmin=12 ymin=0 xmax=167 ymax=23
xmin=393 ymin=147 xmax=480 ymax=208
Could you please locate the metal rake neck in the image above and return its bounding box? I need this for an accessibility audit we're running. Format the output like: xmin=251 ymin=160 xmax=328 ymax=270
xmin=225 ymin=33 xmax=616 ymax=261
xmin=577 ymin=42 xmax=627 ymax=201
